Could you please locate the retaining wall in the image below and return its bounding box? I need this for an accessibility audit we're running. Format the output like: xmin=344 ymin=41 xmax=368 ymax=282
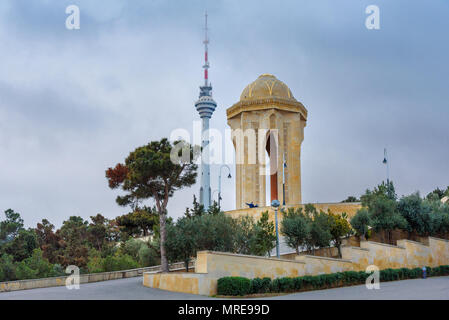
xmin=359 ymin=241 xmax=407 ymax=269
xmin=224 ymin=202 xmax=362 ymax=225
xmin=196 ymin=251 xmax=306 ymax=279
xmin=295 ymin=255 xmax=353 ymax=274
xmin=143 ymin=273 xmax=218 ymax=296
xmin=0 ymin=261 xmax=194 ymax=293
xmin=143 ymin=237 xmax=449 ymax=296
xmin=341 ymin=246 xmax=371 ymax=271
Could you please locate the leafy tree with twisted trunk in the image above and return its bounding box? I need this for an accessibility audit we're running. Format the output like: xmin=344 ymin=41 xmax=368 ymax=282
xmin=251 ymin=211 xmax=276 ymax=256
xmin=281 ymin=207 xmax=309 ymax=255
xmin=106 ymin=138 xmax=197 ymax=272
xmin=166 ymin=216 xmax=198 ymax=271
xmin=360 ymin=181 xmax=407 ymax=244
xmin=350 ymin=209 xmax=371 ymax=240
xmin=304 ymin=204 xmax=333 ymax=255
xmin=328 ymin=211 xmax=352 ymax=258
xmin=397 ymin=192 xmax=433 ymax=237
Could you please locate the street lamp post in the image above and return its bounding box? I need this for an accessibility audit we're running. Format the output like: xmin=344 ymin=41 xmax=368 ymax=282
xmin=271 ymin=199 xmax=281 ymax=258
xmin=282 ymin=153 xmax=286 ymax=206
xmin=212 ymin=190 xmax=219 ymax=203
xmin=218 ymin=165 xmax=231 ymax=208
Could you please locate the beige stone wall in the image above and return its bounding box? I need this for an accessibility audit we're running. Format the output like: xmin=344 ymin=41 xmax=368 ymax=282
xmin=397 ymin=239 xmax=431 ymax=268
xmin=343 ymin=238 xmax=449 ymax=270
xmin=143 ymin=237 xmax=449 ymax=296
xmin=289 ymin=246 xmax=340 ymax=259
xmin=0 ymin=269 xmax=143 ymax=293
xmin=144 ymin=252 xmax=307 ymax=296
xmin=143 ymin=273 xmax=218 ymax=296
xmin=359 ymin=241 xmax=407 ymax=270
xmin=196 ymin=251 xmax=306 ymax=279
xmin=0 ymin=261 xmax=193 ymax=293
xmin=224 ymin=202 xmax=362 ymax=226
xmin=341 ymin=246 xmax=372 ymax=271
xmin=428 ymin=237 xmax=449 ymax=267
xmin=342 ymin=241 xmax=428 ymax=271
xmin=295 ymin=255 xmax=353 ymax=274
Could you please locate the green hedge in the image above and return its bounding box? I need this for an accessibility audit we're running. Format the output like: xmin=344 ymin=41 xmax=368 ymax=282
xmin=250 ymin=277 xmax=271 ymax=293
xmin=216 ymin=265 xmax=449 ymax=296
xmin=217 ymin=277 xmax=251 ymax=296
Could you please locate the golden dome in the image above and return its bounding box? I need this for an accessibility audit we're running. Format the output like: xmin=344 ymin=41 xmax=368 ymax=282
xmin=227 ymin=73 xmax=307 ymax=121
xmin=240 ymin=74 xmax=295 ymax=101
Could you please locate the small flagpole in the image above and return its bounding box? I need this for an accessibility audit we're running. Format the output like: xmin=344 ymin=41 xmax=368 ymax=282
xmin=383 ymin=148 xmax=390 ymax=183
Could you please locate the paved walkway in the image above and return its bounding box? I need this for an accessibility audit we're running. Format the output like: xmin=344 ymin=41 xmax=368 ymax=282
xmin=0 ymin=277 xmax=212 ymax=300
xmin=1 ymin=276 xmax=448 ymax=300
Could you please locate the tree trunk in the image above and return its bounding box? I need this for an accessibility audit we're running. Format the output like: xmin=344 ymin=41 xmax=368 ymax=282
xmin=159 ymin=212 xmax=169 ymax=273
xmin=185 ymin=259 xmax=189 ymax=272
xmin=337 ymin=244 xmax=342 ymax=259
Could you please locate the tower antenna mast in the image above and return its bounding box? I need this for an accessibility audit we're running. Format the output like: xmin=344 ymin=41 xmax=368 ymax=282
xmin=203 ymin=11 xmax=210 ymax=87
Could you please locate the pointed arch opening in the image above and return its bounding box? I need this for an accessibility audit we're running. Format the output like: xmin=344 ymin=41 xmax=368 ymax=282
xmin=266 ymin=128 xmax=278 ymax=203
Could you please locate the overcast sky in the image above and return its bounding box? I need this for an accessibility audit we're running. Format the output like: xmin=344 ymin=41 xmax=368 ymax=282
xmin=0 ymin=0 xmax=448 ymax=228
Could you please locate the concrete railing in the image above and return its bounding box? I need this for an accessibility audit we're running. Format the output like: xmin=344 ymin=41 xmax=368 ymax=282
xmin=0 ymin=260 xmax=195 ymax=293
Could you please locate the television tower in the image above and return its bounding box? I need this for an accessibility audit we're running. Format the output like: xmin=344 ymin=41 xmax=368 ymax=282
xmin=195 ymin=11 xmax=217 ymax=210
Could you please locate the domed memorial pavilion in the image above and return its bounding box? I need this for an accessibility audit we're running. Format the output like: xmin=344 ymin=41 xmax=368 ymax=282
xmin=227 ymin=74 xmax=308 ymax=209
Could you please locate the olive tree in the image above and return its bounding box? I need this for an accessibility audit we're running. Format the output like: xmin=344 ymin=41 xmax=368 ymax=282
xmin=350 ymin=209 xmax=371 ymax=240
xmin=281 ymin=208 xmax=309 ymax=255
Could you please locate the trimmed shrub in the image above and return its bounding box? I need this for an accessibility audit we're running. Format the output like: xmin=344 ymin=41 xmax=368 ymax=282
xmin=278 ymin=277 xmax=295 ymax=292
xmin=270 ymin=278 xmax=281 ymax=292
xmin=293 ymin=277 xmax=305 ymax=291
xmin=270 ymin=277 xmax=296 ymax=292
xmin=298 ymin=275 xmax=311 ymax=289
xmin=380 ymin=268 xmax=403 ymax=282
xmin=217 ymin=264 xmax=449 ymax=296
xmin=306 ymin=275 xmax=322 ymax=289
xmin=410 ymin=268 xmax=422 ymax=278
xmin=314 ymin=273 xmax=341 ymax=288
xmin=341 ymin=271 xmax=362 ymax=285
xmin=398 ymin=267 xmax=410 ymax=279
xmin=217 ymin=277 xmax=251 ymax=296
xmin=428 ymin=265 xmax=449 ymax=277
xmin=250 ymin=277 xmax=271 ymax=294
xmin=442 ymin=265 xmax=449 ymax=275
xmin=358 ymin=270 xmax=369 ymax=282
xmin=440 ymin=265 xmax=449 ymax=275
xmin=380 ymin=268 xmax=392 ymax=281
